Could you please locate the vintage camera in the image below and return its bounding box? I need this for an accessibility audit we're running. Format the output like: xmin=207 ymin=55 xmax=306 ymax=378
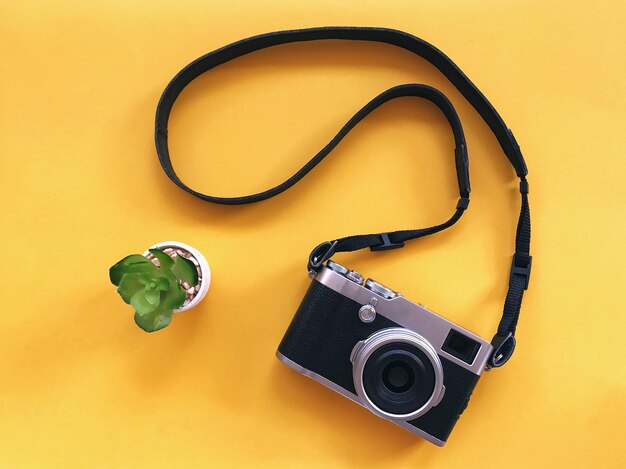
xmin=277 ymin=261 xmax=494 ymax=446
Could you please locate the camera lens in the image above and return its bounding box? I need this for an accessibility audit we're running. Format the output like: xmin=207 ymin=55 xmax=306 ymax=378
xmin=352 ymin=328 xmax=444 ymax=420
xmin=362 ymin=344 xmax=436 ymax=415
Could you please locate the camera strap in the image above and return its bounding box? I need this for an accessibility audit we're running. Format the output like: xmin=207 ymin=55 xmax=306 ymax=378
xmin=155 ymin=27 xmax=531 ymax=368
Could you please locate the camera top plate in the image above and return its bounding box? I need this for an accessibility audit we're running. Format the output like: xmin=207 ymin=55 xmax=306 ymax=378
xmin=315 ymin=264 xmax=493 ymax=375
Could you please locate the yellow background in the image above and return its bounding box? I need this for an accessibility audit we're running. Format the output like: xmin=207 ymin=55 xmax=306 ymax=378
xmin=1 ymin=0 xmax=624 ymax=467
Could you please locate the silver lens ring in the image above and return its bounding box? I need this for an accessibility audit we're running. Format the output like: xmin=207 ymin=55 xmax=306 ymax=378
xmin=352 ymin=328 xmax=444 ymax=421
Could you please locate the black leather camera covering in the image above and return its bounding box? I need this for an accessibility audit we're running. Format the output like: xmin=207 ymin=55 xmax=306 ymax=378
xmin=278 ymin=281 xmax=480 ymax=443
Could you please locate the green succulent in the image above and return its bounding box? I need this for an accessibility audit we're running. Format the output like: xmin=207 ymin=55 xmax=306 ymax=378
xmin=109 ymin=248 xmax=199 ymax=332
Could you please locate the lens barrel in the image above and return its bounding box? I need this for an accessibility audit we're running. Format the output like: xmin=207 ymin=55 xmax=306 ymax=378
xmin=352 ymin=328 xmax=444 ymax=420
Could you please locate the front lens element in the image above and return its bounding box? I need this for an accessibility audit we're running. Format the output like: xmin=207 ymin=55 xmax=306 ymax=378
xmin=362 ymin=344 xmax=436 ymax=415
xmin=383 ymin=360 xmax=414 ymax=393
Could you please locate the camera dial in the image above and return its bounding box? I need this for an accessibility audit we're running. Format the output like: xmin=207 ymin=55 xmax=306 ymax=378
xmin=365 ymin=279 xmax=397 ymax=299
xmin=326 ymin=260 xmax=349 ymax=276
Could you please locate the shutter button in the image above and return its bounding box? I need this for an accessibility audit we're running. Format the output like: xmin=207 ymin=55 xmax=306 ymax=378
xmin=346 ymin=270 xmax=364 ymax=285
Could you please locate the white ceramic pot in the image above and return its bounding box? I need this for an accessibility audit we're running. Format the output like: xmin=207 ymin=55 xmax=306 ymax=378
xmin=144 ymin=241 xmax=211 ymax=313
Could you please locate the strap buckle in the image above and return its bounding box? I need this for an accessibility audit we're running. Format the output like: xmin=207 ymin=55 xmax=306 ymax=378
xmin=370 ymin=233 xmax=405 ymax=252
xmin=308 ymin=240 xmax=338 ymax=276
xmin=510 ymin=253 xmax=532 ymax=290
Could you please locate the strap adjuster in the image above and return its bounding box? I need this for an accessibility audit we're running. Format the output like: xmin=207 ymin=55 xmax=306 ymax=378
xmin=370 ymin=233 xmax=405 ymax=252
xmin=510 ymin=253 xmax=532 ymax=290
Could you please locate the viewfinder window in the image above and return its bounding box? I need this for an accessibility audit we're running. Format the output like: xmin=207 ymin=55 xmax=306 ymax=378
xmin=442 ymin=329 xmax=481 ymax=365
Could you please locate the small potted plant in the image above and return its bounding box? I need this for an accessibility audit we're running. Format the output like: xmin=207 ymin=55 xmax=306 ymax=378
xmin=109 ymin=241 xmax=210 ymax=332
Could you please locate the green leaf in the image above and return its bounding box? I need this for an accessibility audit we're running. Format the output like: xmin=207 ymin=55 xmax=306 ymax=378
xmin=160 ymin=279 xmax=187 ymax=311
xmin=148 ymin=248 xmax=174 ymax=270
xmin=171 ymin=255 xmax=199 ymax=286
xmin=118 ymin=262 xmax=157 ymax=279
xmin=134 ymin=308 xmax=173 ymax=333
xmin=153 ymin=276 xmax=170 ymax=291
xmin=117 ymin=272 xmax=149 ymax=304
xmin=144 ymin=288 xmax=160 ymax=306
xmin=130 ymin=290 xmax=158 ymax=315
xmin=109 ymin=254 xmax=154 ymax=285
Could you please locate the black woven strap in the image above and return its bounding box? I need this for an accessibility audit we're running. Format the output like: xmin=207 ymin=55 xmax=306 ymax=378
xmin=154 ymin=27 xmax=531 ymax=368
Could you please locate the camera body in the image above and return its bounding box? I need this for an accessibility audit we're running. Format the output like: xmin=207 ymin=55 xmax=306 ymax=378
xmin=277 ymin=261 xmax=494 ymax=446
